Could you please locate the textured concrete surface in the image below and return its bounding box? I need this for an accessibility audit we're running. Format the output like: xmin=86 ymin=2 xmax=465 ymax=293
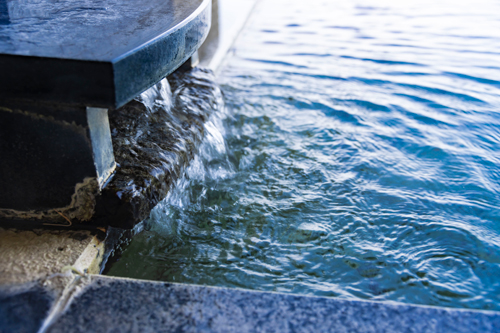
xmin=47 ymin=275 xmax=500 ymax=333
xmin=0 ymin=228 xmax=105 ymax=333
xmin=93 ymin=68 xmax=221 ymax=229
xmin=0 ymin=228 xmax=102 ymax=286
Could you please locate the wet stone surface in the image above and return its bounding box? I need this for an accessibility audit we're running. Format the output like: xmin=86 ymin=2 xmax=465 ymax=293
xmin=47 ymin=275 xmax=500 ymax=333
xmin=0 ymin=0 xmax=203 ymax=60
xmin=0 ymin=0 xmax=210 ymax=106
xmin=93 ymin=68 xmax=223 ymax=229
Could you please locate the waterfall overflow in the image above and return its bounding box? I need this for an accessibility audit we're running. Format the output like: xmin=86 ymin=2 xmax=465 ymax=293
xmin=97 ymin=68 xmax=225 ymax=229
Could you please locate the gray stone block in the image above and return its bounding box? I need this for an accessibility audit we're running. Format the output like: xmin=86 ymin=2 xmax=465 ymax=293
xmin=47 ymin=275 xmax=500 ymax=333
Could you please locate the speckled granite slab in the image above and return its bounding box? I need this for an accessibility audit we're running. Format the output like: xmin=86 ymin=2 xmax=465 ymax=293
xmin=46 ymin=275 xmax=500 ymax=333
xmin=0 ymin=0 xmax=211 ymax=107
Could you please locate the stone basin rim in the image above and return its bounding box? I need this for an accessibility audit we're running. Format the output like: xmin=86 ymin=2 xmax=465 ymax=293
xmin=0 ymin=0 xmax=211 ymax=64
xmin=113 ymin=0 xmax=211 ymax=64
xmin=0 ymin=0 xmax=212 ymax=108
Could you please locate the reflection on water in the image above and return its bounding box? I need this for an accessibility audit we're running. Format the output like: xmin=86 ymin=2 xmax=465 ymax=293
xmin=106 ymin=0 xmax=500 ymax=311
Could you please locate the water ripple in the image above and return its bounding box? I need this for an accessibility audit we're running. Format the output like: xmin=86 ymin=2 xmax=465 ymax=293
xmin=107 ymin=0 xmax=500 ymax=311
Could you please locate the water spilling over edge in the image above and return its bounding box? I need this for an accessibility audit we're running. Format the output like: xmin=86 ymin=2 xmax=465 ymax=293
xmin=94 ymin=68 xmax=223 ymax=228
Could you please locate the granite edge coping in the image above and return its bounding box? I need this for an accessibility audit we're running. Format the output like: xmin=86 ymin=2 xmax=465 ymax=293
xmin=1 ymin=232 xmax=499 ymax=333
xmin=82 ymin=274 xmax=500 ymax=316
xmin=44 ymin=274 xmax=500 ymax=333
xmin=112 ymin=0 xmax=212 ymax=108
xmin=112 ymin=0 xmax=211 ymax=64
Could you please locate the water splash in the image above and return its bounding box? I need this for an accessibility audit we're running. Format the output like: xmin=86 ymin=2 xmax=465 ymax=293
xmin=98 ymin=68 xmax=224 ymax=227
xmin=135 ymin=78 xmax=173 ymax=114
xmin=144 ymin=80 xmax=234 ymax=235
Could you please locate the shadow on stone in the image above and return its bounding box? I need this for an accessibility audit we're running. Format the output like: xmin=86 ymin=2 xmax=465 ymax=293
xmin=0 ymin=284 xmax=55 ymax=333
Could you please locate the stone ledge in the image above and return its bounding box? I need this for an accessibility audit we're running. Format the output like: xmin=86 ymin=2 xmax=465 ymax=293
xmin=45 ymin=275 xmax=500 ymax=332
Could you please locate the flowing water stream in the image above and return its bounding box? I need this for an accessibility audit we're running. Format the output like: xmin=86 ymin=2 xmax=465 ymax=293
xmin=106 ymin=0 xmax=500 ymax=311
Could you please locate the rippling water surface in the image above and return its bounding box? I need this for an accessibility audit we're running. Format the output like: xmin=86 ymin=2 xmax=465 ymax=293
xmin=107 ymin=0 xmax=500 ymax=311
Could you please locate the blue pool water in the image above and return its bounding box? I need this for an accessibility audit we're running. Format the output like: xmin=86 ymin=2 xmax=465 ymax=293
xmin=107 ymin=0 xmax=500 ymax=311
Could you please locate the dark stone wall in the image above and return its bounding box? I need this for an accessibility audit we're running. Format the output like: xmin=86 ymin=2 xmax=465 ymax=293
xmin=0 ymin=107 xmax=94 ymax=211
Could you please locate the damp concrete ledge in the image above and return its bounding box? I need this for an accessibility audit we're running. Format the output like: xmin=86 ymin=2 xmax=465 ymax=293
xmin=0 ymin=227 xmax=106 ymax=333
